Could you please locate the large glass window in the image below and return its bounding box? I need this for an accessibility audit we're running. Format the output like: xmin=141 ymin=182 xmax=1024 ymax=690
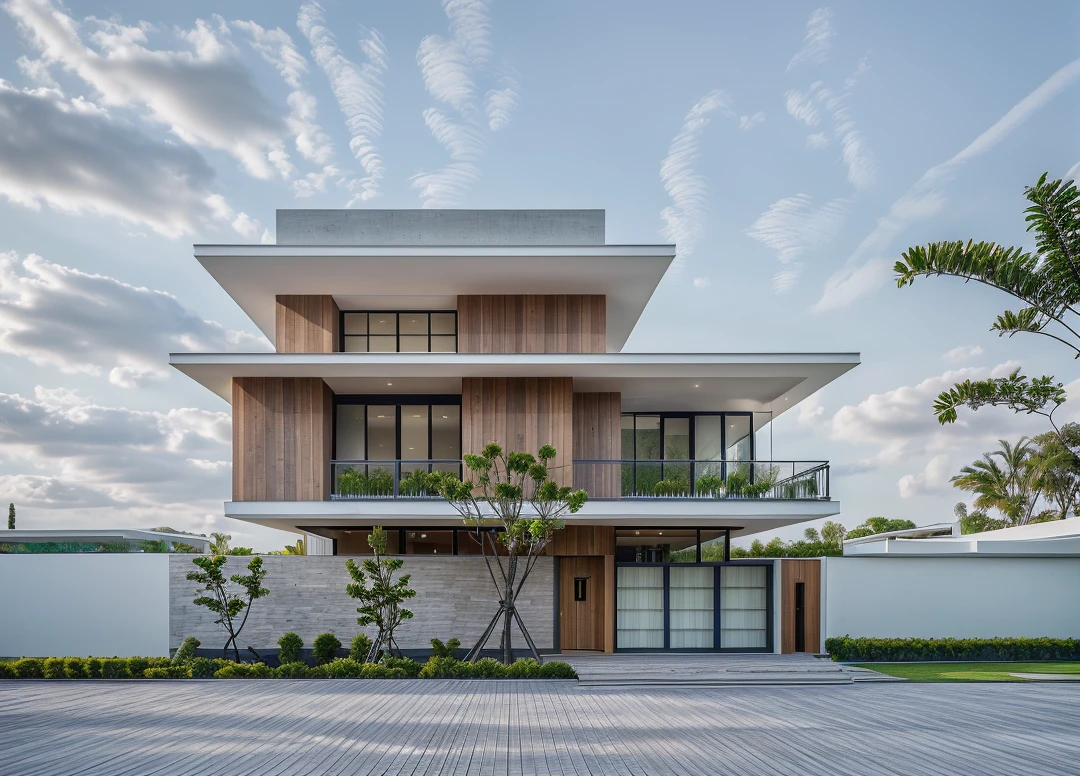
xmin=342 ymin=312 xmax=457 ymax=353
xmin=333 ymin=398 xmax=461 ymax=462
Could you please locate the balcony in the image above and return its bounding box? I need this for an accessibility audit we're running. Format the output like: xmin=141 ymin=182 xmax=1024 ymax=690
xmin=331 ymin=459 xmax=829 ymax=501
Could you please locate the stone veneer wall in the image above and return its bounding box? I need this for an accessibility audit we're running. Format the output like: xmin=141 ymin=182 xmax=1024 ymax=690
xmin=169 ymin=555 xmax=554 ymax=652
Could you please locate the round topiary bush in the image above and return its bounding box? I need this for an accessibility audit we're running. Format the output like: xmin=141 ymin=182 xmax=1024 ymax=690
xmin=312 ymin=633 xmax=342 ymax=666
xmin=278 ymin=632 xmax=304 ymax=665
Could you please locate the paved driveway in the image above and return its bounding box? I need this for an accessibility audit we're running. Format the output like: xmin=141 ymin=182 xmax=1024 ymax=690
xmin=2 ymin=679 xmax=1079 ymax=775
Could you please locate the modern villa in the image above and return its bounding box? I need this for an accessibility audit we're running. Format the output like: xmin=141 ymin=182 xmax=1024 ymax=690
xmin=170 ymin=209 xmax=859 ymax=655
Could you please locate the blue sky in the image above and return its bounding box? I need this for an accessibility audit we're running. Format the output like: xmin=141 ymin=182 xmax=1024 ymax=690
xmin=0 ymin=0 xmax=1076 ymax=550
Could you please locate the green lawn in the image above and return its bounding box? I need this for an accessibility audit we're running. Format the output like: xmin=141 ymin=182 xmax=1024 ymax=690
xmin=853 ymin=662 xmax=1080 ymax=682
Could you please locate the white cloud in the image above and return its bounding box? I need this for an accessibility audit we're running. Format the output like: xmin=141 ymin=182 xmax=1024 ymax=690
xmin=738 ymin=112 xmax=765 ymax=131
xmin=798 ymin=392 xmax=826 ymax=428
xmin=412 ymin=0 xmax=517 ymax=207
xmin=0 ymin=82 xmax=255 ymax=239
xmin=805 ymin=132 xmax=829 ymax=150
xmin=745 ymin=194 xmax=849 ymax=293
xmin=941 ymin=345 xmax=984 ymax=364
xmin=785 ymin=88 xmax=819 ymax=126
xmin=298 ymin=3 xmax=388 ymax=203
xmin=810 ymin=81 xmax=876 ymax=190
xmin=0 ymin=251 xmax=269 ymax=387
xmin=812 ymin=257 xmax=891 ymax=312
xmin=6 ymin=0 xmax=292 ymax=180
xmin=659 ymin=90 xmax=733 ymax=280
xmin=815 ymin=55 xmax=1080 ymax=311
xmin=898 ymin=454 xmax=952 ymax=498
xmin=787 ymin=8 xmax=834 ymax=72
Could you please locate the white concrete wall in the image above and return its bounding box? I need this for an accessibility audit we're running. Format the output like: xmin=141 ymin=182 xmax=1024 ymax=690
xmin=0 ymin=554 xmax=170 ymax=657
xmin=822 ymin=556 xmax=1080 ymax=648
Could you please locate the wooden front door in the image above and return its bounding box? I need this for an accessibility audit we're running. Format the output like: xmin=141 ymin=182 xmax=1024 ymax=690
xmin=559 ymin=556 xmax=605 ymax=651
xmin=781 ymin=560 xmax=821 ymax=654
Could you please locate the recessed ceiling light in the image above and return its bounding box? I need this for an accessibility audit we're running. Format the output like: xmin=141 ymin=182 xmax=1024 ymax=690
xmin=694 ymin=384 xmax=700 ymax=388
xmin=658 ymin=531 xmax=663 ymax=536
xmin=412 ymin=414 xmax=421 ymax=418
xmin=442 ymin=415 xmax=448 ymax=419
xmin=376 ymin=415 xmax=385 ymax=418
xmin=387 ymin=382 xmax=393 ymax=386
xmin=635 ymin=531 xmax=640 ymax=535
xmin=420 ymin=533 xmax=427 ymax=539
xmin=408 ymin=447 xmax=414 ymax=450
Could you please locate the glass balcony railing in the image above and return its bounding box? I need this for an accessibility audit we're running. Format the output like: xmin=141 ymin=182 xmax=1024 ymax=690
xmin=332 ymin=460 xmax=462 ymax=499
xmin=572 ymin=460 xmax=830 ymax=500
xmin=330 ymin=459 xmax=829 ymax=501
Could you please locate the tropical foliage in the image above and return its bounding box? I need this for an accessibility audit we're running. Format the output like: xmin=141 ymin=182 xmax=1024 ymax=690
xmin=345 ymin=526 xmax=416 ymax=661
xmin=187 ymin=555 xmax=270 ymax=661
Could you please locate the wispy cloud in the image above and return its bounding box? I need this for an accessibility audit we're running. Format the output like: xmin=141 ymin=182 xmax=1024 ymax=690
xmin=738 ymin=112 xmax=765 ymax=131
xmin=785 ymin=88 xmax=819 ymax=126
xmin=942 ymin=345 xmax=984 ymax=364
xmin=813 ymin=55 xmax=1080 ymax=312
xmin=659 ymin=90 xmax=733 ymax=280
xmin=746 ymin=194 xmax=849 ymax=293
xmin=298 ymin=2 xmax=388 ymax=204
xmin=413 ymin=0 xmax=518 ymax=207
xmin=787 ymin=8 xmax=834 ymax=72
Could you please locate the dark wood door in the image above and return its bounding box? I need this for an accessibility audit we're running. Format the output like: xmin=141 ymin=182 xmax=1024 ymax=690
xmin=781 ymin=560 xmax=821 ymax=654
xmin=559 ymin=556 xmax=605 ymax=651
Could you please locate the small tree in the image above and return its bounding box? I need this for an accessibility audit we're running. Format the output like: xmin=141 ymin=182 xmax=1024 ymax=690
xmin=345 ymin=526 xmax=416 ymax=661
xmin=436 ymin=443 xmax=587 ymax=664
xmin=7 ymin=503 xmax=13 ymax=530
xmin=187 ymin=555 xmax=269 ymax=661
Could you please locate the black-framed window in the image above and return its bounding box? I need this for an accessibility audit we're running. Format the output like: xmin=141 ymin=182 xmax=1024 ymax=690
xmin=341 ymin=311 xmax=457 ymax=353
xmin=334 ymin=395 xmax=461 ymax=462
xmin=620 ymin=412 xmax=754 ymax=462
xmin=306 ymin=526 xmax=508 ymax=556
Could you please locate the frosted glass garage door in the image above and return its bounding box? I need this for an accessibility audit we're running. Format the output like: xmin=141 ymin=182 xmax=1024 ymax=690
xmin=720 ymin=565 xmax=767 ymax=649
xmin=669 ymin=566 xmax=714 ymax=649
xmin=616 ymin=566 xmax=664 ymax=648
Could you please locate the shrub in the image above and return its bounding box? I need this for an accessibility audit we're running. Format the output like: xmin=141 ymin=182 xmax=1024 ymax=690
xmin=312 ymin=633 xmax=342 ymax=666
xmin=127 ymin=657 xmax=151 ymax=678
xmin=43 ymin=657 xmax=67 ymax=679
xmin=191 ymin=657 xmax=229 ymax=679
xmin=311 ymin=658 xmax=364 ymax=679
xmin=101 ymin=658 xmax=130 ymax=679
xmin=430 ymin=638 xmax=461 ymax=659
xmin=274 ymin=662 xmax=311 ymax=679
xmin=13 ymin=658 xmax=45 ymax=679
xmin=538 ymin=661 xmax=577 ymax=679
xmin=64 ymin=657 xmax=89 ymax=679
xmin=278 ymin=632 xmax=304 ymax=665
xmin=506 ymin=658 xmax=542 ymax=679
xmin=173 ymin=637 xmax=200 ymax=664
xmin=350 ymin=633 xmax=373 ymax=662
xmin=145 ymin=665 xmax=192 ymax=679
xmin=213 ymin=662 xmax=272 ymax=679
xmin=825 ymin=636 xmax=1080 ymax=663
xmin=471 ymin=657 xmax=507 ymax=679
xmin=86 ymin=658 xmax=103 ymax=679
xmin=362 ymin=664 xmax=406 ymax=679
xmin=418 ymin=656 xmax=464 ymax=679
xmin=0 ymin=662 xmax=14 ymax=679
xmin=381 ymin=656 xmax=420 ymax=678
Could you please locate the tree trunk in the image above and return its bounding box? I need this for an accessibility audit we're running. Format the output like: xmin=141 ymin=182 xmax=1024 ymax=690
xmin=502 ymin=555 xmax=518 ymax=664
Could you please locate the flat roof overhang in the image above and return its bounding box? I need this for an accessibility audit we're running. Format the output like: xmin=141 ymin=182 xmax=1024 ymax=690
xmin=223 ymin=498 xmax=841 ymax=538
xmin=194 ymin=244 xmax=675 ymax=352
xmin=169 ymin=351 xmax=859 ymax=415
xmin=0 ymin=529 xmax=211 ymax=548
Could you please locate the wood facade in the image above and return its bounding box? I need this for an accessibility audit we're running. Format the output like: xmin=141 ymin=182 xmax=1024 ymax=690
xmin=275 ymin=295 xmax=340 ymax=353
xmin=549 ymin=525 xmax=615 ymax=557
xmin=232 ymin=377 xmax=333 ymax=501
xmin=457 ymin=295 xmax=606 ymax=353
xmin=461 ymin=377 xmax=574 ymax=481
xmin=572 ymin=392 xmax=622 ymax=497
xmin=780 ymin=559 xmax=821 ymax=654
xmin=558 ymin=556 xmax=606 ymax=651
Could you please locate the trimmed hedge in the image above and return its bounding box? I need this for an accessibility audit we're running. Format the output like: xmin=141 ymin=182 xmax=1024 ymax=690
xmin=825 ymin=636 xmax=1080 ymax=662
xmin=0 ymin=654 xmax=578 ymax=680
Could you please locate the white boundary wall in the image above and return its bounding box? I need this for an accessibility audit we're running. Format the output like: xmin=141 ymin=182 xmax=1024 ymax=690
xmin=821 ymin=556 xmax=1080 ymax=649
xmin=0 ymin=554 xmax=170 ymax=657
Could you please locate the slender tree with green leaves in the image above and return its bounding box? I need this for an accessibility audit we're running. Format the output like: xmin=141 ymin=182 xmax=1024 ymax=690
xmin=1029 ymin=424 xmax=1080 ymax=519
xmin=895 ymin=173 xmax=1080 ymax=446
xmin=434 ymin=444 xmax=587 ymax=664
xmin=345 ymin=526 xmax=415 ymax=661
xmin=7 ymin=503 xmax=13 ymax=530
xmin=187 ymin=555 xmax=269 ymax=661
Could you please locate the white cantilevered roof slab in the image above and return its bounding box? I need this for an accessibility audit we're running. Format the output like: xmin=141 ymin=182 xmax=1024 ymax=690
xmin=169 ymin=351 xmax=860 ymax=418
xmin=193 ymin=244 xmax=675 ymax=352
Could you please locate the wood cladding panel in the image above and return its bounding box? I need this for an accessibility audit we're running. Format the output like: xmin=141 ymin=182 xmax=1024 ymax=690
xmin=461 ymin=377 xmax=573 ymax=485
xmin=572 ymin=392 xmax=622 ymax=498
xmin=559 ymin=556 xmax=606 ymax=651
xmin=457 ymin=295 xmax=606 ymax=353
xmin=275 ymin=295 xmax=340 ymax=353
xmin=549 ymin=525 xmax=615 ymax=557
xmin=781 ymin=559 xmax=821 ymax=654
xmin=233 ymin=377 xmax=333 ymax=501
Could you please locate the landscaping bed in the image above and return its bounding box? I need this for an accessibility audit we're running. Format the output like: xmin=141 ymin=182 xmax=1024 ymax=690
xmin=852 ymin=662 xmax=1080 ymax=683
xmin=826 ymin=636 xmax=1080 ymax=662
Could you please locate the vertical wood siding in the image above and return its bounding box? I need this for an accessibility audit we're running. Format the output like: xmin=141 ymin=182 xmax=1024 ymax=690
xmin=548 ymin=526 xmax=616 ymax=556
xmin=559 ymin=556 xmax=606 ymax=651
xmin=457 ymin=295 xmax=606 ymax=353
xmin=275 ymin=295 xmax=340 ymax=353
xmin=572 ymin=392 xmax=622 ymax=497
xmin=232 ymin=377 xmax=333 ymax=501
xmin=781 ymin=559 xmax=822 ymax=654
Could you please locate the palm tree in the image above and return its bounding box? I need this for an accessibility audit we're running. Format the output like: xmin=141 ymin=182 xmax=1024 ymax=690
xmin=209 ymin=532 xmax=231 ymax=556
xmin=952 ymin=438 xmax=1042 ymax=526
xmin=895 ymin=174 xmax=1079 ymax=442
xmin=281 ymin=538 xmax=306 ymax=555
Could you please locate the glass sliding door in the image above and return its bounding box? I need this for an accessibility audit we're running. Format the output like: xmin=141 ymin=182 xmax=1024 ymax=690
xmin=366 ymin=406 xmax=396 ymax=459
xmin=720 ymin=565 xmax=768 ymax=649
xmin=669 ymin=566 xmax=714 ymax=649
xmin=616 ymin=566 xmax=664 ymax=648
